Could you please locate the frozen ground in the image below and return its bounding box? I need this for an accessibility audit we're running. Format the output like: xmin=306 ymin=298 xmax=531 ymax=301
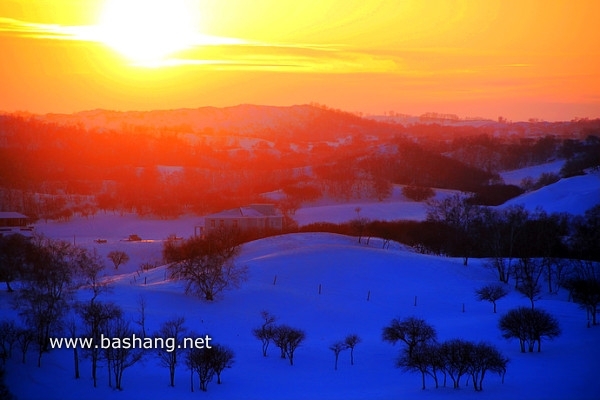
xmin=501 ymin=171 xmax=600 ymax=215
xmin=293 ymin=185 xmax=460 ymax=226
xmin=500 ymin=160 xmax=565 ymax=185
xmin=2 ymin=165 xmax=599 ymax=400
xmin=3 ymin=232 xmax=599 ymax=400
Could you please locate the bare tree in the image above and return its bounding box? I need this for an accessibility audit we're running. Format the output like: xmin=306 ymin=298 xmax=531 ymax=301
xmin=283 ymin=327 xmax=305 ymax=366
xmin=475 ymin=284 xmax=508 ymax=313
xmin=107 ymin=250 xmax=129 ymax=270
xmin=350 ymin=217 xmax=370 ymax=244
xmin=468 ymin=342 xmax=508 ymax=391
xmin=569 ymin=205 xmax=600 ymax=260
xmin=426 ymin=193 xmax=482 ymax=266
xmin=515 ymin=258 xmax=544 ymax=309
xmin=545 ymin=258 xmax=570 ymax=294
xmin=499 ymin=307 xmax=561 ymax=352
xmin=66 ymin=316 xmax=79 ymax=379
xmin=15 ymin=236 xmax=80 ymax=367
xmin=397 ymin=343 xmax=438 ymax=390
xmin=271 ymin=325 xmax=288 ymax=360
xmin=272 ymin=325 xmax=305 ymax=366
xmin=485 ymin=206 xmax=528 ymax=283
xmin=165 ymin=228 xmax=248 ymax=301
xmin=69 ymin=248 xmax=113 ymax=386
xmin=135 ymin=296 xmax=147 ymax=338
xmin=155 ymin=316 xmax=187 ymax=387
xmin=208 ymin=344 xmax=235 ymax=384
xmin=103 ymin=315 xmax=144 ymax=390
xmin=186 ymin=347 xmax=214 ymax=392
xmin=382 ymin=317 xmax=437 ymax=359
xmin=565 ymin=277 xmax=600 ymax=326
xmin=277 ymin=197 xmax=300 ymax=230
xmin=344 ymin=334 xmax=361 ymax=365
xmin=78 ymin=301 xmax=122 ymax=387
xmin=0 ymin=234 xmax=31 ymax=292
xmin=517 ymin=280 xmax=541 ymax=310
xmin=252 ymin=311 xmax=277 ymax=357
xmin=527 ymin=308 xmax=561 ymax=352
xmin=499 ymin=307 xmax=528 ymax=353
xmin=439 ymin=339 xmax=473 ymax=389
xmin=329 ymin=341 xmax=348 ymax=370
xmin=0 ymin=320 xmax=17 ymax=364
xmin=75 ymin=248 xmax=109 ymax=304
xmin=15 ymin=327 xmax=34 ymax=364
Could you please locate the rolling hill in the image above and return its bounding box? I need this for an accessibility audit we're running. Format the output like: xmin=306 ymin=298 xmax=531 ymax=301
xmin=2 ymin=162 xmax=599 ymax=400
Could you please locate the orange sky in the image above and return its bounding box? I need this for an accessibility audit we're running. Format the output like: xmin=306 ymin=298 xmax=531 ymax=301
xmin=1 ymin=0 xmax=599 ymax=121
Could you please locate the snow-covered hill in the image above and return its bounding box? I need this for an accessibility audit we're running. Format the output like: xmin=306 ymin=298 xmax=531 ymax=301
xmin=501 ymin=171 xmax=600 ymax=215
xmin=3 ymin=231 xmax=599 ymax=400
xmin=2 ymin=160 xmax=599 ymax=399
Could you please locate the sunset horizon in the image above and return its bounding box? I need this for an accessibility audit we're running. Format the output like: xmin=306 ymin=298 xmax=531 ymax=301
xmin=1 ymin=0 xmax=599 ymax=122
xmin=2 ymin=2 xmax=600 ymax=400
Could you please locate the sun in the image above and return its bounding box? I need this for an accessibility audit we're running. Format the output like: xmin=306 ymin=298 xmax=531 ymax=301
xmin=96 ymin=0 xmax=200 ymax=64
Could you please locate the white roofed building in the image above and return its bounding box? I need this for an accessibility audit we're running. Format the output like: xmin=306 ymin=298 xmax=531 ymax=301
xmin=202 ymin=204 xmax=283 ymax=234
xmin=0 ymin=212 xmax=33 ymax=236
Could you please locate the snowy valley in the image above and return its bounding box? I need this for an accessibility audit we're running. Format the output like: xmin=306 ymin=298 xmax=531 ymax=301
xmin=0 ymin=108 xmax=599 ymax=400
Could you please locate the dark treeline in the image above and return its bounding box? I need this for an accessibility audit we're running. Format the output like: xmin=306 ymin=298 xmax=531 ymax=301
xmin=299 ymin=202 xmax=600 ymax=263
xmin=445 ymin=132 xmax=600 ymax=175
xmin=296 ymin=201 xmax=599 ymax=324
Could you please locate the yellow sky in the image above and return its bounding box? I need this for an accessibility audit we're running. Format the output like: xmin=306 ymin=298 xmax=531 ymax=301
xmin=1 ymin=0 xmax=599 ymax=120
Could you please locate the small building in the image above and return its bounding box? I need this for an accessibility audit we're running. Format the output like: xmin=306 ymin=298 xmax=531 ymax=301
xmin=0 ymin=212 xmax=33 ymax=236
xmin=202 ymin=204 xmax=283 ymax=234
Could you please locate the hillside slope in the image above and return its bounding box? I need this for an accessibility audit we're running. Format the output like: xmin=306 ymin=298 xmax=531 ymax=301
xmin=3 ymin=232 xmax=598 ymax=400
xmin=501 ymin=171 xmax=600 ymax=215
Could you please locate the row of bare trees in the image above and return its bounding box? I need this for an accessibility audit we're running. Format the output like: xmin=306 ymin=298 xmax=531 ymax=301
xmin=425 ymin=199 xmax=600 ymax=324
xmin=251 ymin=311 xmax=306 ymax=366
xmin=252 ymin=311 xmax=362 ymax=371
xmin=382 ymin=317 xmax=508 ymax=391
xmin=0 ymin=232 xmax=236 ymax=392
xmin=330 ymin=334 xmax=361 ymax=370
xmin=477 ymin=260 xmax=599 ymax=326
xmin=426 ymin=197 xmax=599 ymax=269
xmin=186 ymin=344 xmax=235 ymax=392
xmin=382 ymin=311 xmax=563 ymax=391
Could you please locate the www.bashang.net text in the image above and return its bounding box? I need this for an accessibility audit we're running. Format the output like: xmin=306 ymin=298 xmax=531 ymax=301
xmin=49 ymin=334 xmax=212 ymax=353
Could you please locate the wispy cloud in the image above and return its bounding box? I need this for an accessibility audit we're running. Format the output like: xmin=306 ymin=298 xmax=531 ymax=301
xmin=0 ymin=17 xmax=79 ymax=39
xmin=0 ymin=17 xmax=400 ymax=73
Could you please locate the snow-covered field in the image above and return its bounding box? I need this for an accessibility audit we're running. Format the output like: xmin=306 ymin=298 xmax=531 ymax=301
xmin=499 ymin=160 xmax=600 ymax=214
xmin=294 ymin=186 xmax=460 ymax=226
xmin=501 ymin=171 xmax=600 ymax=215
xmin=500 ymin=160 xmax=565 ymax=185
xmin=2 ymin=167 xmax=599 ymax=400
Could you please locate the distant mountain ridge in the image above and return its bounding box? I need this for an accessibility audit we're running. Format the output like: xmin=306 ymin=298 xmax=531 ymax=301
xmin=32 ymin=104 xmax=600 ymax=143
xmin=37 ymin=104 xmax=400 ymax=142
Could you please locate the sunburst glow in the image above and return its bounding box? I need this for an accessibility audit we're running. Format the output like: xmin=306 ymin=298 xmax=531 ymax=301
xmin=0 ymin=0 xmax=598 ymax=120
xmin=96 ymin=0 xmax=200 ymax=63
